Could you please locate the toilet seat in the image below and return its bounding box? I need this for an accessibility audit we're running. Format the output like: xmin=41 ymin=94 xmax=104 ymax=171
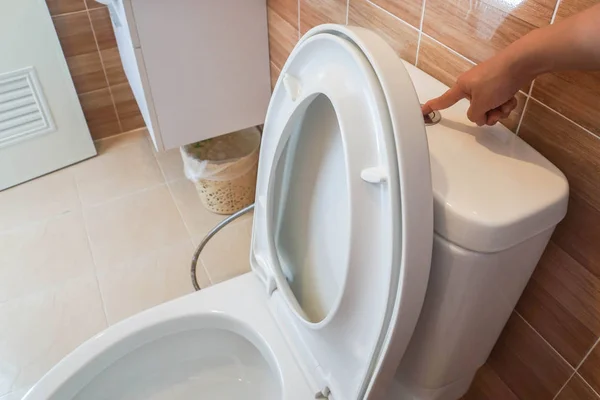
xmin=23 ymin=25 xmax=433 ymax=400
xmin=251 ymin=25 xmax=433 ymax=399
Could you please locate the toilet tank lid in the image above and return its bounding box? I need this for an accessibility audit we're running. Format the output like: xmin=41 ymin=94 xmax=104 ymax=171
xmin=404 ymin=62 xmax=569 ymax=253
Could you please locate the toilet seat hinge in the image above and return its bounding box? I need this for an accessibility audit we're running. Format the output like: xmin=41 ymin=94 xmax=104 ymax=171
xmin=315 ymin=386 xmax=331 ymax=399
xmin=266 ymin=275 xmax=277 ymax=296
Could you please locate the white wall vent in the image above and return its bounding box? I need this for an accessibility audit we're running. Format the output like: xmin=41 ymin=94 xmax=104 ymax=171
xmin=0 ymin=67 xmax=56 ymax=148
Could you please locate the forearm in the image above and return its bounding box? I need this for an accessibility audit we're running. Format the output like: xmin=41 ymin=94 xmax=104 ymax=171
xmin=502 ymin=3 xmax=600 ymax=82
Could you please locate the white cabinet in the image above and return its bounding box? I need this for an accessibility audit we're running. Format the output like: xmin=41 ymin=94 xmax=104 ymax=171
xmin=104 ymin=0 xmax=271 ymax=151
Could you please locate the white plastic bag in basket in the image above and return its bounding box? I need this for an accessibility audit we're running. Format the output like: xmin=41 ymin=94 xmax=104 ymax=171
xmin=180 ymin=127 xmax=261 ymax=182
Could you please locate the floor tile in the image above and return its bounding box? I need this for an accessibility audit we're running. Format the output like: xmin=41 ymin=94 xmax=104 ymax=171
xmin=300 ymin=0 xmax=347 ymax=34
xmin=0 ymin=169 xmax=79 ymax=232
xmin=0 ymin=274 xmax=107 ymax=396
xmin=74 ymin=131 xmax=164 ymax=206
xmin=97 ymin=240 xmax=207 ymax=324
xmin=168 ymin=179 xmax=226 ymax=237
xmin=196 ymin=212 xmax=253 ymax=284
xmin=0 ymin=211 xmax=94 ymax=303
xmin=84 ymin=184 xmax=189 ymax=269
xmin=155 ymin=148 xmax=186 ymax=182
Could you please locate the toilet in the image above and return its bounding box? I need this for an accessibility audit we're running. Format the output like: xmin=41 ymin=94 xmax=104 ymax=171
xmin=23 ymin=25 xmax=569 ymax=400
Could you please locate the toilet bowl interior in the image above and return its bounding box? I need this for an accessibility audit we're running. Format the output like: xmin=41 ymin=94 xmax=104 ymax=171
xmin=46 ymin=315 xmax=282 ymax=400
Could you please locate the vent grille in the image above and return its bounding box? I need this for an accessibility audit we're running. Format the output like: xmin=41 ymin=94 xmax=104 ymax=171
xmin=0 ymin=67 xmax=55 ymax=148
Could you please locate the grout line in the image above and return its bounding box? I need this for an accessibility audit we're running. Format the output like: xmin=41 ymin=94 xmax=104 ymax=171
xmin=514 ymin=311 xmax=575 ymax=370
xmin=345 ymin=0 xmax=350 ymax=25
xmin=515 ymin=80 xmax=535 ymax=135
xmin=72 ymin=171 xmax=111 ymax=327
xmin=93 ymin=127 xmax=147 ymax=144
xmin=50 ymin=9 xmax=88 ymax=18
xmin=552 ymin=337 xmax=599 ymax=400
xmin=86 ymin=8 xmax=124 ymax=134
xmin=366 ymin=0 xmax=420 ymax=33
xmin=421 ymin=32 xmax=477 ymax=66
xmin=297 ymin=0 xmax=301 ymax=39
xmin=550 ymin=0 xmax=562 ymax=24
xmin=528 ymin=96 xmax=600 ymax=140
xmin=415 ymin=0 xmax=428 ymax=66
xmin=577 ymin=370 xmax=600 ymax=399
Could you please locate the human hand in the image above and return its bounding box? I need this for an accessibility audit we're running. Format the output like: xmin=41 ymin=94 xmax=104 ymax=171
xmin=421 ymin=56 xmax=526 ymax=126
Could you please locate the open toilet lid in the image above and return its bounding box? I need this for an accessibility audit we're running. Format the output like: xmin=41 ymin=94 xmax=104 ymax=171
xmin=250 ymin=25 xmax=433 ymax=399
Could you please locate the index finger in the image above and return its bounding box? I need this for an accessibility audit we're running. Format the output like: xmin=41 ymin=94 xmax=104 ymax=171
xmin=421 ymin=85 xmax=466 ymax=115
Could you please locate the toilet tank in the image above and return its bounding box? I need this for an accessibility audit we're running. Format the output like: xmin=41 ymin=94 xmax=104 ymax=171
xmin=393 ymin=63 xmax=569 ymax=400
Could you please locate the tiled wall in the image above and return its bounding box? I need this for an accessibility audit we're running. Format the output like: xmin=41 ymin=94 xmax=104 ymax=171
xmin=45 ymin=0 xmax=145 ymax=140
xmin=267 ymin=0 xmax=600 ymax=398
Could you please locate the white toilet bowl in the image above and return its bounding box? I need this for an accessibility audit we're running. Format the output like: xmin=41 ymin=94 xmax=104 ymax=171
xmin=23 ymin=24 xmax=568 ymax=400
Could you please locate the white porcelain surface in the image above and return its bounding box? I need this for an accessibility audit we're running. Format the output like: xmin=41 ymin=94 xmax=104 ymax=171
xmin=23 ymin=274 xmax=314 ymax=400
xmin=252 ymin=25 xmax=433 ymax=399
xmin=402 ymin=62 xmax=569 ymax=253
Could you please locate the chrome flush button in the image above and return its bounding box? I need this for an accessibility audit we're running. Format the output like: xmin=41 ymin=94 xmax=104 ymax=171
xmin=421 ymin=104 xmax=442 ymax=126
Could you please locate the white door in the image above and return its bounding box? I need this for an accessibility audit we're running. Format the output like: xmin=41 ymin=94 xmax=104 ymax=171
xmin=0 ymin=0 xmax=96 ymax=190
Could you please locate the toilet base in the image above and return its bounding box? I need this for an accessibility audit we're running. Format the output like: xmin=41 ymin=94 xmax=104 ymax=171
xmin=388 ymin=371 xmax=475 ymax=400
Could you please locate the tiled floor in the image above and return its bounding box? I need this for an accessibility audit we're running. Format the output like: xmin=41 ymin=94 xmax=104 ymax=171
xmin=0 ymin=130 xmax=253 ymax=399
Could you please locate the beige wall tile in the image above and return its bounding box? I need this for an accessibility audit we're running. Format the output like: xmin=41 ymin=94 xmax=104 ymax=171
xmin=532 ymin=71 xmax=600 ymax=137
xmin=300 ymin=0 xmax=347 ymax=33
xmin=516 ymin=241 xmax=600 ymax=367
xmin=101 ymin=48 xmax=128 ymax=86
xmin=487 ymin=313 xmax=573 ymax=399
xmin=422 ymin=0 xmax=556 ymax=64
xmin=369 ymin=0 xmax=424 ymax=28
xmin=348 ymin=0 xmax=419 ymax=64
xmin=195 ymin=212 xmax=253 ymax=284
xmin=556 ymin=373 xmax=600 ymax=400
xmin=268 ymin=6 xmax=299 ymax=70
xmin=84 ymin=185 xmax=189 ymax=269
xmin=73 ymin=131 xmax=163 ymax=206
xmin=89 ymin=7 xmax=117 ymax=50
xmin=78 ymin=88 xmax=121 ymax=139
xmin=462 ymin=363 xmax=519 ymax=400
xmin=97 ymin=240 xmax=204 ymax=324
xmin=0 ymin=169 xmax=79 ymax=232
xmin=0 ymin=212 xmax=94 ymax=303
xmin=580 ymin=341 xmax=600 ymax=395
xmin=0 ymin=274 xmax=107 ymax=395
xmin=52 ymin=11 xmax=97 ymax=57
xmin=111 ymin=83 xmax=145 ymax=132
xmin=65 ymin=51 xmax=107 ymax=94
xmin=45 ymin=0 xmax=85 ymax=16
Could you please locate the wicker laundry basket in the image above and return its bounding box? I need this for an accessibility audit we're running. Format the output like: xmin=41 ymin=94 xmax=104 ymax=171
xmin=181 ymin=127 xmax=260 ymax=214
